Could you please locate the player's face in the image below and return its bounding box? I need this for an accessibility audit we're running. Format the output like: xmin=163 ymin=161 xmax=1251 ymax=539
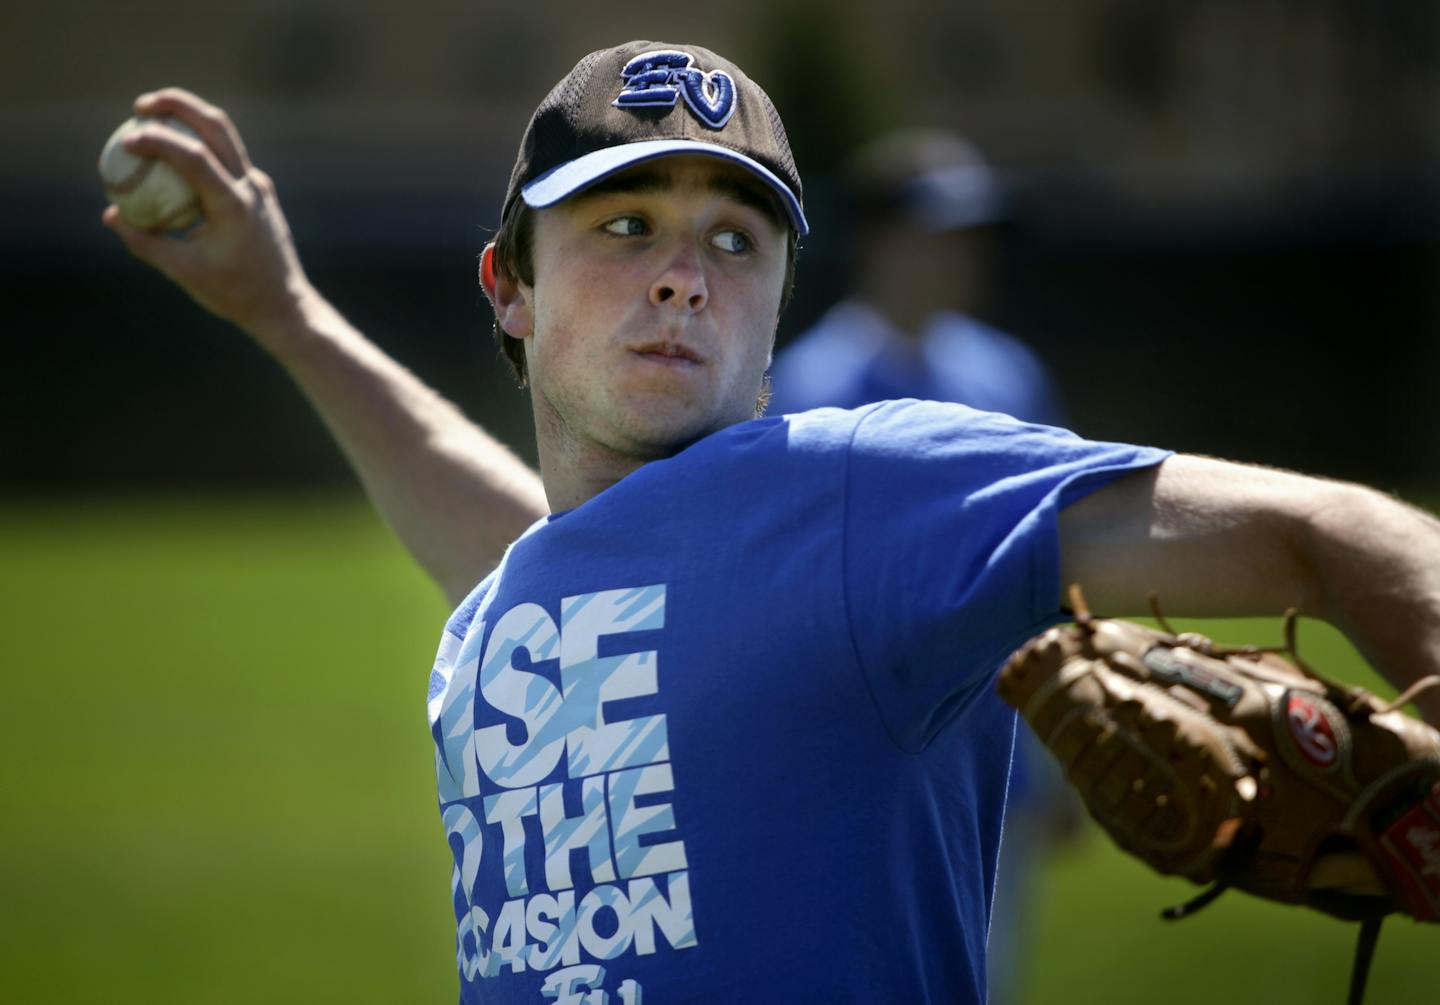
xmin=519 ymin=157 xmax=789 ymax=466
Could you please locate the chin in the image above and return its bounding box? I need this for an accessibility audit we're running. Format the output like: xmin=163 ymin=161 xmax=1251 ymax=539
xmin=620 ymin=417 xmax=714 ymax=458
xmin=613 ymin=399 xmax=730 ymax=458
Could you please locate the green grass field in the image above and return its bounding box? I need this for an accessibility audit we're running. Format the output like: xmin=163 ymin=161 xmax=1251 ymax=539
xmin=2 ymin=497 xmax=1433 ymax=1003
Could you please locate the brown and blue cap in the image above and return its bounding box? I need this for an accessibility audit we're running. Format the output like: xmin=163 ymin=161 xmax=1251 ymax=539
xmin=502 ymin=41 xmax=808 ymax=236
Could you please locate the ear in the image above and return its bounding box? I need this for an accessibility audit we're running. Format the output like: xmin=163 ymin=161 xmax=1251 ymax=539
xmin=480 ymin=243 xmax=533 ymax=340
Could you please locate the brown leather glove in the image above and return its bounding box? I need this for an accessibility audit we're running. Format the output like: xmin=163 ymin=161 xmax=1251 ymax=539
xmin=997 ymin=587 xmax=1440 ymax=1003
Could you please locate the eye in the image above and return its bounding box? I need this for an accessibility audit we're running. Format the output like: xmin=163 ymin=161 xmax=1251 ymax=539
xmin=711 ymin=229 xmax=751 ymax=254
xmin=602 ymin=215 xmax=648 ymax=237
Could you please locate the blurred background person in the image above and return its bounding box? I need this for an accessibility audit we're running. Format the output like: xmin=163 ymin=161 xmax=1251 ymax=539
xmin=768 ymin=128 xmax=1064 ymax=427
xmin=768 ymin=128 xmax=1078 ymax=1005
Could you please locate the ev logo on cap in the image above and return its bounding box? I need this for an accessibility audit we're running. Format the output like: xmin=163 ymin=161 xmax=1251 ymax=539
xmin=614 ymin=50 xmax=736 ymax=130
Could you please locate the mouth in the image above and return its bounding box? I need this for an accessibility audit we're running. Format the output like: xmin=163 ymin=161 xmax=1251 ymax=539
xmin=631 ymin=340 xmax=705 ymax=366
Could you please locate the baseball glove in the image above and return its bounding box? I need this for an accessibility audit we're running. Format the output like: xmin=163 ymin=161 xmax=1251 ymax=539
xmin=998 ymin=586 xmax=1440 ymax=1004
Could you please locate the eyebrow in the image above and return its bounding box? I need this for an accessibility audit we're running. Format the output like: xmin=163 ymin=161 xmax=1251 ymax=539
xmin=579 ymin=167 xmax=786 ymax=230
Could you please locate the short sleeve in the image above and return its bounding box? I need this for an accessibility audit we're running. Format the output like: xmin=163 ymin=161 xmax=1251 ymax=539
xmin=842 ymin=399 xmax=1170 ymax=750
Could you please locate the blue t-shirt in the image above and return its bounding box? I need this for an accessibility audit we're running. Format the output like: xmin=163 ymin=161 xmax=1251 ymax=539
xmin=426 ymin=400 xmax=1169 ymax=1003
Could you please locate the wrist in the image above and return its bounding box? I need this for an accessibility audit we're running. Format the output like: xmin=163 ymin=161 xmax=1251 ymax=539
xmin=243 ymin=277 xmax=331 ymax=354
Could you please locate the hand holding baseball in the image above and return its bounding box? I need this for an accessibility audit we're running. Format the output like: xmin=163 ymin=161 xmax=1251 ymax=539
xmin=100 ymin=89 xmax=316 ymax=341
xmin=99 ymin=116 xmax=204 ymax=232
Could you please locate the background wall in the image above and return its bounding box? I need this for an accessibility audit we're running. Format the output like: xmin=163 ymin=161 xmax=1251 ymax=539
xmin=3 ymin=0 xmax=1437 ymax=491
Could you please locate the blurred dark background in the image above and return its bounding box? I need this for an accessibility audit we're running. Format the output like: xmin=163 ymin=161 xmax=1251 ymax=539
xmin=5 ymin=0 xmax=1438 ymax=492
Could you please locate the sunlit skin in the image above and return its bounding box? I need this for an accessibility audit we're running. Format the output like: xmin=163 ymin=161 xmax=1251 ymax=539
xmin=483 ymin=156 xmax=790 ymax=512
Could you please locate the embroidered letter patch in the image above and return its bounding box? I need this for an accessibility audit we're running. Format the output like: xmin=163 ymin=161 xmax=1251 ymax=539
xmin=614 ymin=49 xmax=737 ymax=129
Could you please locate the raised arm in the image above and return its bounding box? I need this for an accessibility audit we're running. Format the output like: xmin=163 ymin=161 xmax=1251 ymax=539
xmin=1059 ymin=454 xmax=1440 ymax=725
xmin=101 ymin=89 xmax=548 ymax=605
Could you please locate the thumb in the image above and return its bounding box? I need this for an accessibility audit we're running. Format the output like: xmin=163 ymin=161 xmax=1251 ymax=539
xmin=101 ymin=204 xmax=195 ymax=276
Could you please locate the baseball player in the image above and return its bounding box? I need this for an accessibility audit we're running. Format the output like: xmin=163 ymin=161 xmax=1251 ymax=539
xmin=105 ymin=39 xmax=1440 ymax=1004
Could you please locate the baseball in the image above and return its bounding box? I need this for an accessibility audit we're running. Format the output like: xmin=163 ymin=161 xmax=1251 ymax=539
xmin=98 ymin=115 xmax=203 ymax=232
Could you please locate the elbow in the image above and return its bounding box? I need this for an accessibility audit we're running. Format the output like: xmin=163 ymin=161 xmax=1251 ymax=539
xmin=1291 ymin=480 xmax=1408 ymax=627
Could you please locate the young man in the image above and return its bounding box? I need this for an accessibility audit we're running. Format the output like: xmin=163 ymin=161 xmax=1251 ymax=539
xmin=105 ymin=40 xmax=1440 ymax=1005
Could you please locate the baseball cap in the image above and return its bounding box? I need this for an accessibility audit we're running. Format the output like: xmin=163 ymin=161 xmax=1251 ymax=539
xmin=846 ymin=129 xmax=1005 ymax=233
xmin=502 ymin=41 xmax=808 ymax=236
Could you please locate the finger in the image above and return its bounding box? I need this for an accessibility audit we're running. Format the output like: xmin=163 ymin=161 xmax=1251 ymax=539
xmin=122 ymin=124 xmax=238 ymax=209
xmin=101 ymin=204 xmax=193 ymax=273
xmin=134 ymin=87 xmax=253 ymax=178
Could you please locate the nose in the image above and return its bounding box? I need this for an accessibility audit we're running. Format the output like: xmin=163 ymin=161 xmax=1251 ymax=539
xmin=649 ymin=242 xmax=708 ymax=312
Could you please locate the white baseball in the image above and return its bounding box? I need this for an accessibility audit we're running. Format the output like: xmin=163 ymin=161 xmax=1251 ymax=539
xmin=98 ymin=115 xmax=203 ymax=232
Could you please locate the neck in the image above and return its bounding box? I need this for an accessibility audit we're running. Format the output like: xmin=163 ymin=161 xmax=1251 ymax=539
xmin=854 ymin=291 xmax=929 ymax=341
xmin=530 ymin=393 xmax=657 ymax=513
xmin=537 ymin=435 xmax=649 ymax=513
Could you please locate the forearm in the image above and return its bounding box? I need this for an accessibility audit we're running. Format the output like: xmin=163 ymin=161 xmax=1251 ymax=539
xmin=103 ymin=90 xmax=547 ymax=605
xmin=1061 ymin=456 xmax=1440 ymax=725
xmin=252 ymin=288 xmax=548 ymax=605
xmin=1300 ymin=484 xmax=1440 ymax=725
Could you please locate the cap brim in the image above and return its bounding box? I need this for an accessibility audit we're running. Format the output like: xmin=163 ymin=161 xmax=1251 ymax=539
xmin=521 ymin=139 xmax=809 ymax=237
xmin=903 ymin=166 xmax=1005 ymax=233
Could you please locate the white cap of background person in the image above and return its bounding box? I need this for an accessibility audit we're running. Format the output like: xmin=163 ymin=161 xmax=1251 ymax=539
xmin=845 ymin=129 xmax=1006 ymax=233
